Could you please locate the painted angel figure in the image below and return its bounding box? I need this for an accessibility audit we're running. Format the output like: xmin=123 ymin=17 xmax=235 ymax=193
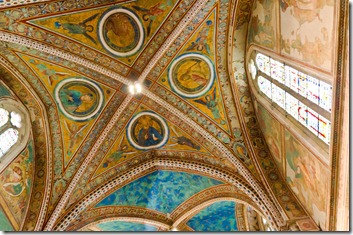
xmin=103 ymin=137 xmax=136 ymax=168
xmin=167 ymin=126 xmax=201 ymax=150
xmin=194 ymin=87 xmax=226 ymax=125
xmin=29 ymin=59 xmax=69 ymax=86
xmin=186 ymin=20 xmax=212 ymax=54
xmin=132 ymin=0 xmax=172 ymax=36
xmin=64 ymin=120 xmax=88 ymax=156
xmin=54 ymin=13 xmax=99 ymax=44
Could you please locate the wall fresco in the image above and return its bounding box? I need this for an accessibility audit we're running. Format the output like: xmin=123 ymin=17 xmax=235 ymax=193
xmin=248 ymin=0 xmax=277 ymax=49
xmin=95 ymin=170 xmax=223 ymax=214
xmin=186 ymin=201 xmax=238 ymax=231
xmin=0 ymin=140 xmax=34 ymax=227
xmin=158 ymin=10 xmax=231 ymax=133
xmin=280 ymin=0 xmax=335 ymax=71
xmin=256 ymin=102 xmax=283 ymax=175
xmin=0 ymin=82 xmax=12 ymax=98
xmin=29 ymin=0 xmax=178 ymax=65
xmin=93 ymin=106 xmax=210 ymax=178
xmin=94 ymin=221 xmax=158 ymax=231
xmin=0 ymin=206 xmax=13 ymax=231
xmin=19 ymin=54 xmax=114 ymax=167
xmin=285 ymin=129 xmax=329 ymax=230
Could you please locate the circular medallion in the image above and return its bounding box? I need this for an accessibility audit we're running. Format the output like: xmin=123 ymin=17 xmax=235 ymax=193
xmin=168 ymin=53 xmax=215 ymax=98
xmin=126 ymin=111 xmax=169 ymax=150
xmin=98 ymin=7 xmax=144 ymax=57
xmin=54 ymin=78 xmax=104 ymax=121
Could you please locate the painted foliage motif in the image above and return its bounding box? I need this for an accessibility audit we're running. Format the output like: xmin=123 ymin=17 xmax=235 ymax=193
xmin=285 ymin=129 xmax=329 ymax=230
xmin=29 ymin=0 xmax=177 ymax=65
xmin=0 ymin=141 xmax=34 ymax=227
xmin=280 ymin=0 xmax=335 ymax=71
xmin=95 ymin=170 xmax=223 ymax=214
xmin=256 ymin=103 xmax=283 ymax=175
xmin=186 ymin=201 xmax=238 ymax=231
xmin=248 ymin=0 xmax=277 ymax=49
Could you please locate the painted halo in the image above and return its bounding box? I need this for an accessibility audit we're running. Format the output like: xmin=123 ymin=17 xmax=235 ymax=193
xmin=98 ymin=7 xmax=144 ymax=57
xmin=127 ymin=111 xmax=169 ymax=150
xmin=168 ymin=53 xmax=215 ymax=98
xmin=54 ymin=77 xmax=104 ymax=121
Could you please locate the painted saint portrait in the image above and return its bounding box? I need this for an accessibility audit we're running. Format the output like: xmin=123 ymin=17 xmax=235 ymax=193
xmin=127 ymin=112 xmax=169 ymax=150
xmin=168 ymin=53 xmax=215 ymax=98
xmin=99 ymin=8 xmax=144 ymax=57
xmin=55 ymin=78 xmax=104 ymax=121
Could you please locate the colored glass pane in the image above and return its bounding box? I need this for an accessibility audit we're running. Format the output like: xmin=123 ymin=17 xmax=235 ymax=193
xmin=319 ymin=81 xmax=332 ymax=112
xmin=256 ymin=53 xmax=270 ymax=76
xmin=10 ymin=111 xmax=22 ymax=128
xmin=318 ymin=115 xmax=331 ymax=144
xmin=307 ymin=76 xmax=320 ymax=105
xmin=0 ymin=108 xmax=9 ymax=128
xmin=258 ymin=76 xmax=272 ymax=99
xmin=297 ymin=101 xmax=307 ymax=126
xmin=285 ymin=93 xmax=298 ymax=120
xmin=307 ymin=107 xmax=319 ymax=136
xmin=272 ymin=83 xmax=285 ymax=109
xmin=297 ymin=71 xmax=307 ymax=97
xmin=0 ymin=128 xmax=19 ymax=157
xmin=270 ymin=58 xmax=284 ymax=83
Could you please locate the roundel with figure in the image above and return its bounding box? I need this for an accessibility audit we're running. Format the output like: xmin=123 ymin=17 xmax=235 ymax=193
xmin=98 ymin=7 xmax=144 ymax=57
xmin=168 ymin=53 xmax=215 ymax=98
xmin=54 ymin=78 xmax=104 ymax=121
xmin=126 ymin=111 xmax=169 ymax=150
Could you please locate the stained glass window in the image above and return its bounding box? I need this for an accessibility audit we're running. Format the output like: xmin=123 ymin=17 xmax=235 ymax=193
xmin=253 ymin=52 xmax=332 ymax=145
xmin=0 ymin=128 xmax=19 ymax=157
xmin=258 ymin=76 xmax=272 ymax=99
xmin=0 ymin=108 xmax=9 ymax=128
xmin=256 ymin=53 xmax=270 ymax=76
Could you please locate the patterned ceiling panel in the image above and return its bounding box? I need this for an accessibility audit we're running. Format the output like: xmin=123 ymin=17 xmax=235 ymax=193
xmin=95 ymin=170 xmax=223 ymax=214
xmin=93 ymin=220 xmax=158 ymax=231
xmin=186 ymin=201 xmax=238 ymax=231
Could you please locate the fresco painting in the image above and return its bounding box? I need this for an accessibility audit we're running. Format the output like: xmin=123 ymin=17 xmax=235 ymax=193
xmin=248 ymin=0 xmax=277 ymax=49
xmin=95 ymin=221 xmax=158 ymax=231
xmin=256 ymin=103 xmax=283 ymax=175
xmin=0 ymin=206 xmax=13 ymax=231
xmin=20 ymin=54 xmax=114 ymax=166
xmin=0 ymin=141 xmax=34 ymax=227
xmin=280 ymin=0 xmax=335 ymax=71
xmin=29 ymin=0 xmax=177 ymax=65
xmin=127 ymin=111 xmax=169 ymax=150
xmin=285 ymin=129 xmax=329 ymax=230
xmin=95 ymin=170 xmax=223 ymax=214
xmin=186 ymin=201 xmax=238 ymax=231
xmin=94 ymin=107 xmax=209 ymax=177
xmin=0 ymin=82 xmax=12 ymax=98
xmin=159 ymin=11 xmax=231 ymax=132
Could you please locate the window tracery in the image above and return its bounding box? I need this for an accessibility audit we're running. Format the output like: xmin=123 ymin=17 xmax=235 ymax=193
xmin=250 ymin=51 xmax=332 ymax=145
xmin=0 ymin=98 xmax=30 ymax=172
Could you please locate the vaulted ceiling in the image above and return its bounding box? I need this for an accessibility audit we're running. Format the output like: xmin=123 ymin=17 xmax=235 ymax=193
xmin=0 ymin=0 xmax=338 ymax=231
